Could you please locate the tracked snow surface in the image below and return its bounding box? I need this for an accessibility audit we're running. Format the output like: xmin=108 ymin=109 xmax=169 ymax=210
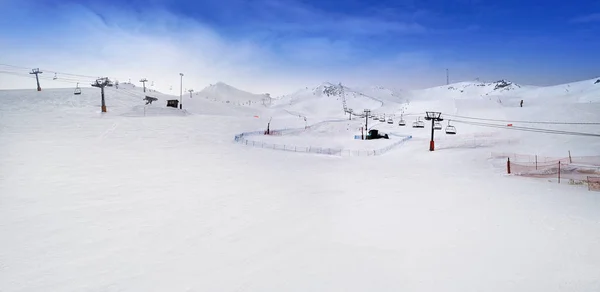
xmin=1 ymin=78 xmax=600 ymax=292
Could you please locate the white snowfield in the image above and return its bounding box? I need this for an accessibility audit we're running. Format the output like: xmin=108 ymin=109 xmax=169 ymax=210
xmin=1 ymin=78 xmax=600 ymax=292
xmin=198 ymin=81 xmax=271 ymax=106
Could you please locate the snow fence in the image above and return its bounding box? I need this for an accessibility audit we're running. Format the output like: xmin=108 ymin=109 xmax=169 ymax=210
xmin=234 ymin=123 xmax=412 ymax=157
xmin=492 ymin=152 xmax=600 ymax=189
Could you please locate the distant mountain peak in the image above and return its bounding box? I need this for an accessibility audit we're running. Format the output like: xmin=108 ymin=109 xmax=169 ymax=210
xmin=206 ymin=81 xmax=232 ymax=88
xmin=307 ymin=82 xmax=345 ymax=97
xmin=444 ymin=79 xmax=521 ymax=94
xmin=198 ymin=81 xmax=268 ymax=104
xmin=492 ymin=79 xmax=516 ymax=88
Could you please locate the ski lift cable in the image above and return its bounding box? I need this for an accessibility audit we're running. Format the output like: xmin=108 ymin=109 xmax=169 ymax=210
xmin=0 ymin=71 xmax=85 ymax=85
xmin=444 ymin=113 xmax=600 ymax=125
xmin=0 ymin=63 xmax=98 ymax=79
xmin=452 ymin=119 xmax=599 ymax=136
xmin=113 ymin=87 xmax=148 ymax=97
xmin=0 ymin=70 xmax=125 ymax=87
xmin=0 ymin=63 xmax=32 ymax=70
xmin=452 ymin=119 xmax=600 ymax=138
xmin=454 ymin=119 xmax=597 ymax=136
xmin=0 ymin=63 xmax=129 ymax=83
xmin=0 ymin=70 xmax=96 ymax=84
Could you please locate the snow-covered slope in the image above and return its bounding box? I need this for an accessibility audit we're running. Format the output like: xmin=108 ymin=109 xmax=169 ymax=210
xmin=404 ymin=78 xmax=600 ymax=105
xmin=511 ymin=77 xmax=600 ymax=105
xmin=404 ymin=79 xmax=531 ymax=101
xmin=271 ymin=82 xmax=392 ymax=119
xmin=350 ymin=85 xmax=405 ymax=103
xmin=393 ymin=77 xmax=600 ymax=156
xmin=197 ymin=82 xmax=271 ymax=106
xmin=2 ymin=76 xmax=600 ymax=292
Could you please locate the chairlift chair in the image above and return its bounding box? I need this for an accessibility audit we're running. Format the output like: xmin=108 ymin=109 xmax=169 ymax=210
xmin=445 ymin=120 xmax=457 ymax=135
xmin=413 ymin=117 xmax=425 ymax=128
xmin=53 ymin=73 xmax=58 ymax=80
xmin=74 ymin=83 xmax=81 ymax=95
xmin=397 ymin=114 xmax=406 ymax=126
xmin=433 ymin=122 xmax=442 ymax=130
xmin=379 ymin=116 xmax=385 ymax=122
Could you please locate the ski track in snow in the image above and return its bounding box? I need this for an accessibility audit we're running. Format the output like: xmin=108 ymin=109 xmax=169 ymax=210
xmin=1 ymin=80 xmax=600 ymax=292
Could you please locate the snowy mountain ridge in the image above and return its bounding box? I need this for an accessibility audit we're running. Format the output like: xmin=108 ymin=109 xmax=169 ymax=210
xmin=198 ymin=81 xmax=271 ymax=105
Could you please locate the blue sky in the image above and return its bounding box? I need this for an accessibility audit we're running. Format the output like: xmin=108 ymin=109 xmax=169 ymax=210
xmin=1 ymin=0 xmax=599 ymax=94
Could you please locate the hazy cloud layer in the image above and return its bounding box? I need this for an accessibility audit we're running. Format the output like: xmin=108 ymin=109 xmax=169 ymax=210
xmin=1 ymin=0 xmax=599 ymax=96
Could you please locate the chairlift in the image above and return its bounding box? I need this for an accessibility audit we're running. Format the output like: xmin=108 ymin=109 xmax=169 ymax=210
xmin=445 ymin=120 xmax=457 ymax=135
xmin=387 ymin=118 xmax=393 ymax=124
xmin=53 ymin=73 xmax=58 ymax=80
xmin=73 ymin=83 xmax=81 ymax=95
xmin=398 ymin=114 xmax=406 ymax=126
xmin=413 ymin=117 xmax=425 ymax=128
xmin=433 ymin=122 xmax=442 ymax=130
xmin=379 ymin=116 xmax=385 ymax=122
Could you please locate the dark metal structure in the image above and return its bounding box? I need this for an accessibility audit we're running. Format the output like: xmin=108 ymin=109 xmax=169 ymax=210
xmin=30 ymin=68 xmax=43 ymax=91
xmin=179 ymin=73 xmax=184 ymax=109
xmin=367 ymin=129 xmax=389 ymax=140
xmin=166 ymin=100 xmax=179 ymax=108
xmin=265 ymin=117 xmax=273 ymax=135
xmin=91 ymin=77 xmax=113 ymax=113
xmin=363 ymin=109 xmax=371 ymax=140
xmin=144 ymin=96 xmax=158 ymax=105
xmin=424 ymin=111 xmax=444 ymax=151
xmin=140 ymin=78 xmax=148 ymax=93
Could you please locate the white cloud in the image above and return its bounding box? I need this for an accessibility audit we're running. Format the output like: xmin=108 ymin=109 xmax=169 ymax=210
xmin=0 ymin=2 xmax=438 ymax=96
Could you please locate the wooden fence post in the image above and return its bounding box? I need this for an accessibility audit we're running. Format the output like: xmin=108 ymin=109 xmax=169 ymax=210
xmin=507 ymin=158 xmax=511 ymax=174
xmin=568 ymin=150 xmax=572 ymax=163
xmin=535 ymin=155 xmax=538 ymax=170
